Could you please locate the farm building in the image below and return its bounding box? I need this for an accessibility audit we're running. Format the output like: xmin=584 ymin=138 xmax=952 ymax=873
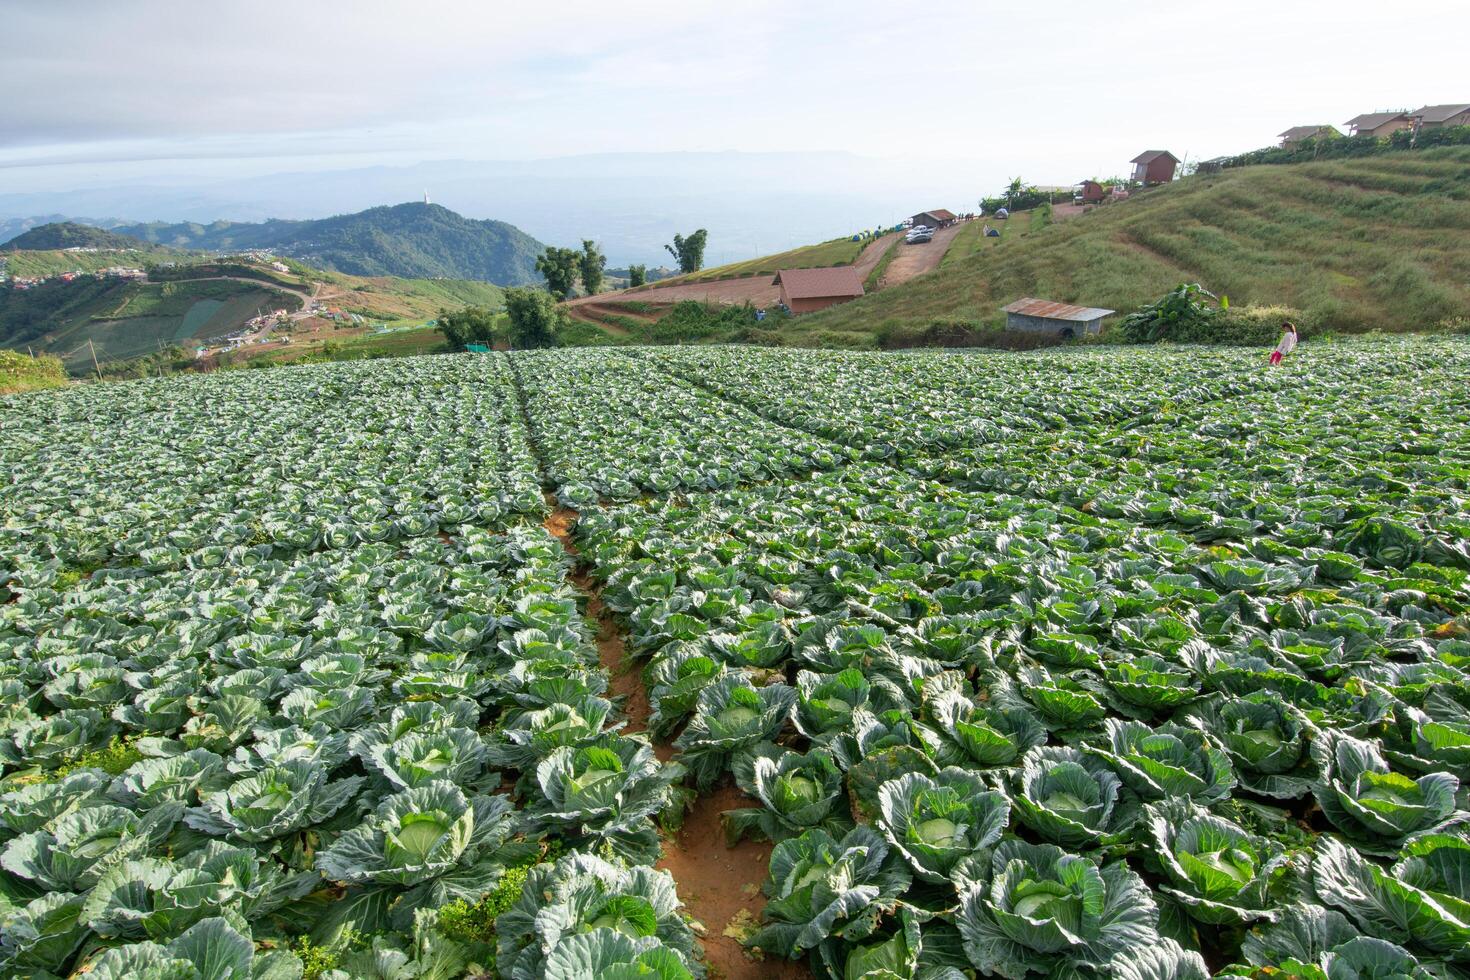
xmin=1002 ymin=297 xmax=1114 ymax=338
xmin=773 ymin=267 xmax=865 ymax=314
xmin=1412 ymin=103 xmax=1470 ymax=131
xmin=911 ymin=209 xmax=957 ymax=228
xmin=1130 ymin=150 xmax=1178 ymax=185
xmin=1077 ymin=180 xmax=1107 ymax=204
xmin=1278 ymin=125 xmax=1339 ymax=149
xmin=1345 ymin=111 xmax=1412 ymax=138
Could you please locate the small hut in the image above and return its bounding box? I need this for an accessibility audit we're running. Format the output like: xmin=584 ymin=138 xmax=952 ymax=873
xmin=1002 ymin=298 xmax=1114 ymax=338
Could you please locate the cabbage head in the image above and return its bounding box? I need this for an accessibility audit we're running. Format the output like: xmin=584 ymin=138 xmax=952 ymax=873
xmin=1 ymin=801 xmax=182 ymax=892
xmin=1230 ymin=903 xmax=1441 ymax=980
xmin=673 ymin=673 xmax=796 ymax=790
xmin=183 ymin=759 xmax=363 ymax=844
xmin=1085 ymin=718 xmax=1235 ymax=805
xmin=316 ymin=784 xmax=530 ymax=929
xmin=1185 ymin=696 xmax=1316 ymax=799
xmin=1310 ymin=731 xmax=1460 ymax=854
xmin=955 ymin=839 xmax=1159 ymax=979
xmin=724 ymin=748 xmax=852 ymax=844
xmin=1141 ymin=799 xmax=1287 ymax=925
xmin=1008 ymin=745 xmax=1139 ymax=848
xmin=1312 ymin=833 xmax=1470 ymax=964
xmin=747 ymin=825 xmax=912 ymax=961
xmin=494 ymin=852 xmax=702 ymax=980
xmin=877 ymin=768 xmax=1009 ymax=885
xmin=524 ymin=736 xmax=682 ymax=865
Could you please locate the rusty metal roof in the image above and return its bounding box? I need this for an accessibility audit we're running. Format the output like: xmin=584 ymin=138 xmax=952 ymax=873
xmin=773 ymin=266 xmax=865 ymax=300
xmin=1130 ymin=150 xmax=1178 ymax=164
xmin=1002 ymin=297 xmax=1115 ymax=321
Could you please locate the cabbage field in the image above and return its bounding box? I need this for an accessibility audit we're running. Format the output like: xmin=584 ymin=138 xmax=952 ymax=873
xmin=1 ymin=337 xmax=1469 ymax=980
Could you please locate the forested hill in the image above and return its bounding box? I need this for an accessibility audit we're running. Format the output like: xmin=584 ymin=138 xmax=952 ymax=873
xmin=112 ymin=203 xmax=546 ymax=284
xmin=2 ymin=222 xmax=150 ymax=251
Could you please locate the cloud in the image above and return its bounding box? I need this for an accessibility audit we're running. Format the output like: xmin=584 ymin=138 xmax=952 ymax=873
xmin=1 ymin=0 xmax=1465 ymax=184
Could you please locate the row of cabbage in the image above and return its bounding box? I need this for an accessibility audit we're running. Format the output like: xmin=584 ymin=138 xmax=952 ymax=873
xmin=904 ymin=357 xmax=1470 ymax=575
xmin=641 ymin=337 xmax=1470 ymax=460
xmin=575 ymin=460 xmax=1470 ymax=979
xmin=0 ymin=523 xmax=707 ymax=978
xmin=512 ymin=349 xmax=854 ymax=506
xmin=0 ymin=355 xmax=543 ymax=593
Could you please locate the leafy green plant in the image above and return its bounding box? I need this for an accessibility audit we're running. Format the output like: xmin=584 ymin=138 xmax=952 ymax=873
xmin=1117 ymin=283 xmax=1228 ymax=343
xmin=747 ymin=825 xmax=912 ymax=962
xmin=877 ymin=769 xmax=1009 ymax=885
xmin=955 ymin=839 xmax=1160 ymax=978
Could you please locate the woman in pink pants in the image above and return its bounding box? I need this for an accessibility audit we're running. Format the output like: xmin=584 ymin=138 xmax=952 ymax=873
xmin=1269 ymin=322 xmax=1297 ymax=365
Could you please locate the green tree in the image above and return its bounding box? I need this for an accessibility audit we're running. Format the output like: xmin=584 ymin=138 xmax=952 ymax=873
xmin=627 ymin=264 xmax=647 ymax=288
xmin=578 ymin=240 xmax=606 ymax=296
xmin=664 ymin=230 xmax=708 ymax=274
xmin=535 ymin=246 xmax=580 ymax=299
xmin=503 ymin=287 xmax=563 ymax=349
xmin=436 ymin=306 xmax=500 ymax=350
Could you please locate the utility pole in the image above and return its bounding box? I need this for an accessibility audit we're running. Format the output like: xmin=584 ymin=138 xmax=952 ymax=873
xmin=88 ymin=339 xmax=101 ymax=380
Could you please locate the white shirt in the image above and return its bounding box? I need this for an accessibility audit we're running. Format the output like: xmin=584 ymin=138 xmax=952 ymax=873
xmin=1275 ymin=331 xmax=1298 ymax=355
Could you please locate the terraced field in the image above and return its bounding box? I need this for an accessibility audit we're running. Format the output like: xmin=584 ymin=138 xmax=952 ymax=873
xmin=1 ymin=337 xmax=1468 ymax=979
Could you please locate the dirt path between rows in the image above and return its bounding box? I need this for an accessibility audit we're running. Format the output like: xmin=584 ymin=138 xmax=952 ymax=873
xmin=877 ymin=221 xmax=968 ymax=288
xmin=539 ymin=495 xmax=809 ymax=980
xmin=657 ymin=784 xmax=812 ymax=980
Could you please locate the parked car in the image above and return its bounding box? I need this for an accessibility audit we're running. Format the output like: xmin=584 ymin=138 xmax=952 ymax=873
xmin=906 ymin=228 xmax=934 ymax=243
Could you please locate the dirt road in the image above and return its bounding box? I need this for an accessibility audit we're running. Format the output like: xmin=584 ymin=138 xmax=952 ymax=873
xmin=876 ymin=222 xmax=968 ymax=288
xmin=566 ymin=232 xmax=901 ymax=309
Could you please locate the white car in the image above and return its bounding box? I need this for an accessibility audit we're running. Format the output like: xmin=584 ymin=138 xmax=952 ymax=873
xmin=906 ymin=228 xmax=934 ymax=243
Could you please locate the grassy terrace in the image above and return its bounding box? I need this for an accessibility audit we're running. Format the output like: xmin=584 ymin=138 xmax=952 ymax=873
xmin=640 ymin=236 xmax=868 ymax=287
xmin=789 ymin=147 xmax=1470 ymax=345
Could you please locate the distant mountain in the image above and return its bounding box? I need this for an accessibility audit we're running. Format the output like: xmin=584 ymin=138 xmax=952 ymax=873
xmin=3 ymin=221 xmax=149 ymax=251
xmin=112 ymin=203 xmax=545 ymax=284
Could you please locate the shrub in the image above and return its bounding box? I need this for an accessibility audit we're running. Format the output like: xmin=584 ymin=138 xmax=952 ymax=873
xmin=1116 ymin=283 xmax=1228 ymax=343
xmin=0 ymin=350 xmax=68 ymax=394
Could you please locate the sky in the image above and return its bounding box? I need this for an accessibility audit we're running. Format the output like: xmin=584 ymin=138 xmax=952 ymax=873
xmin=0 ymin=0 xmax=1465 ymax=257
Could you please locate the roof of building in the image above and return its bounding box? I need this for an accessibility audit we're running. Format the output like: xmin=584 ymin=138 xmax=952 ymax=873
xmin=914 ymin=208 xmax=957 ymax=221
xmin=1411 ymin=103 xmax=1470 ymax=123
xmin=1345 ymin=111 xmax=1409 ymax=129
xmin=1002 ymin=298 xmax=1116 ymax=322
xmin=773 ymin=266 xmax=865 ymax=300
xmin=1279 ymin=125 xmax=1336 ymax=140
xmin=1130 ymin=150 xmax=1179 ymax=164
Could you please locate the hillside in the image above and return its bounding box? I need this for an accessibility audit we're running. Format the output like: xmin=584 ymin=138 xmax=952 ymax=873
xmin=2 ymin=221 xmax=150 ymax=251
xmin=788 ymin=147 xmax=1470 ymax=345
xmin=0 ymin=256 xmax=504 ymax=373
xmin=113 ymin=202 xmax=545 ymax=284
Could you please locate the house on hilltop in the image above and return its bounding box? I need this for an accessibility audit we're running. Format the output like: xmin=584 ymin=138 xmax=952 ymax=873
xmin=911 ymin=209 xmax=957 ymax=228
xmin=1345 ymin=111 xmax=1412 ymax=138
xmin=1279 ymin=125 xmax=1339 ymax=149
xmin=1077 ymin=180 xmax=1107 ymax=204
xmin=1411 ymin=104 xmax=1470 ymax=131
xmin=773 ymin=267 xmax=865 ymax=314
xmin=1130 ymin=151 xmax=1178 ymax=185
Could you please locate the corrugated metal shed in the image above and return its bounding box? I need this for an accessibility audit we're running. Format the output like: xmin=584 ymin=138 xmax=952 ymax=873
xmin=1002 ymin=298 xmax=1115 ymax=322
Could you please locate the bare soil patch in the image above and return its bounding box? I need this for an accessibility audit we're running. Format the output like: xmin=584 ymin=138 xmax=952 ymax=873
xmin=658 ymin=781 xmax=812 ymax=980
xmin=879 ymin=222 xmax=968 ymax=288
